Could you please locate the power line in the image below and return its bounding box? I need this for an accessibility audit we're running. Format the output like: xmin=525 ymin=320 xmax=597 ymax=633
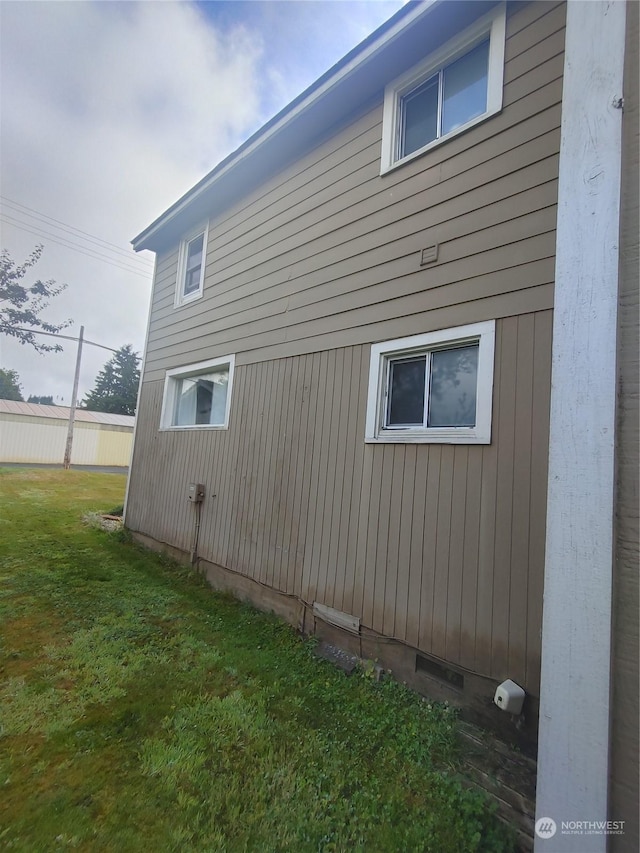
xmin=0 ymin=195 xmax=153 ymax=268
xmin=1 ymin=214 xmax=152 ymax=277
xmin=0 ymin=214 xmax=152 ymax=278
xmin=1 ymin=324 xmax=119 ymax=353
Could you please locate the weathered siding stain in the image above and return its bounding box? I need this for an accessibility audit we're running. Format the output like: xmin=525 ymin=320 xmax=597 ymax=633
xmin=127 ymin=310 xmax=553 ymax=694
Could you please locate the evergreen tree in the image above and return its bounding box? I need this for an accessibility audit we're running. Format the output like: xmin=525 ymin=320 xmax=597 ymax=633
xmin=0 ymin=368 xmax=24 ymax=401
xmin=83 ymin=345 xmax=140 ymax=415
xmin=27 ymin=394 xmax=54 ymax=405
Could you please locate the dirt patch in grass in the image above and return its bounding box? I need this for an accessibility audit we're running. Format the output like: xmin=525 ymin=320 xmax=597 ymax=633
xmin=1 ymin=610 xmax=67 ymax=678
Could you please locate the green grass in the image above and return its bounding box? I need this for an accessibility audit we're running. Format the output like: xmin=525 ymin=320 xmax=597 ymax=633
xmin=0 ymin=469 xmax=515 ymax=852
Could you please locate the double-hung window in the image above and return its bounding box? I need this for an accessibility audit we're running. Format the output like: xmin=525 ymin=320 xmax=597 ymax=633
xmin=381 ymin=3 xmax=506 ymax=172
xmin=365 ymin=321 xmax=495 ymax=444
xmin=160 ymin=355 xmax=235 ymax=430
xmin=176 ymin=223 xmax=208 ymax=306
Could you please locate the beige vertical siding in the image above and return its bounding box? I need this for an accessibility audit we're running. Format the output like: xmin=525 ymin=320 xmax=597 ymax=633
xmin=95 ymin=427 xmax=134 ymax=467
xmin=127 ymin=310 xmax=552 ymax=694
xmin=1 ymin=415 xmax=74 ymax=463
xmin=610 ymin=1 xmax=639 ymax=846
xmin=141 ymin=0 xmax=563 ymax=380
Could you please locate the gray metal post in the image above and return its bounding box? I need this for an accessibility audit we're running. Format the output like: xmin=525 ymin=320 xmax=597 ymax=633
xmin=63 ymin=324 xmax=84 ymax=469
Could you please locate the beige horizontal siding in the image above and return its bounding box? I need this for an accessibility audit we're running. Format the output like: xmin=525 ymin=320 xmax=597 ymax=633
xmin=149 ymin=117 xmax=561 ymax=324
xmin=183 ymin=4 xmax=562 ymax=275
xmin=127 ymin=310 xmax=552 ymax=693
xmin=146 ymin=232 xmax=555 ymax=363
xmin=142 ymin=1 xmax=564 ymax=382
xmin=148 ymin=176 xmax=558 ymax=343
xmin=148 ymin=109 xmax=561 ymax=324
xmin=151 ymin=120 xmax=557 ymax=329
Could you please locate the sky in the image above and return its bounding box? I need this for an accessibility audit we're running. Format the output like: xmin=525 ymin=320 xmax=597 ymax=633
xmin=0 ymin=0 xmax=404 ymax=404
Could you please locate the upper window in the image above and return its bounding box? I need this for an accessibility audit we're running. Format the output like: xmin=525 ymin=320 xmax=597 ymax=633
xmin=160 ymin=355 xmax=235 ymax=430
xmin=176 ymin=224 xmax=208 ymax=306
xmin=381 ymin=3 xmax=506 ymax=172
xmin=365 ymin=321 xmax=495 ymax=444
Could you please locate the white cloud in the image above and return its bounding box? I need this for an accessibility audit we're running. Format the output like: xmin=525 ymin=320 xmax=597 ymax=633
xmin=1 ymin=0 xmax=267 ymax=402
xmin=0 ymin=0 xmax=404 ymax=407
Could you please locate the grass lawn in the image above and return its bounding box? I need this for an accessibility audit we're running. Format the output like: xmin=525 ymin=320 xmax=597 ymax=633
xmin=0 ymin=469 xmax=514 ymax=852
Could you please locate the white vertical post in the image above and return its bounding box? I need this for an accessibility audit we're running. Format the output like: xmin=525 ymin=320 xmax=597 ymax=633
xmin=535 ymin=2 xmax=626 ymax=850
xmin=63 ymin=324 xmax=84 ymax=469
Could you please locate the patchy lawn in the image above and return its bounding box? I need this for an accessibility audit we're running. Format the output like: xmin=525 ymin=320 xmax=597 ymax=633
xmin=0 ymin=469 xmax=514 ymax=852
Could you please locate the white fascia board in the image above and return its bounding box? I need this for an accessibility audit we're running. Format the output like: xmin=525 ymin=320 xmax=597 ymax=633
xmin=132 ymin=1 xmax=440 ymax=252
xmin=535 ymin=2 xmax=626 ymax=850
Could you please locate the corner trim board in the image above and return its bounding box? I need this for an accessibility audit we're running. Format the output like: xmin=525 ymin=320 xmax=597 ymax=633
xmin=535 ymin=2 xmax=626 ymax=849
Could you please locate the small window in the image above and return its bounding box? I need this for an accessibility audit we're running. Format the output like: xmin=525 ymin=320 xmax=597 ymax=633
xmin=381 ymin=4 xmax=506 ymax=172
xmin=160 ymin=355 xmax=235 ymax=430
xmin=365 ymin=321 xmax=495 ymax=444
xmin=176 ymin=224 xmax=208 ymax=306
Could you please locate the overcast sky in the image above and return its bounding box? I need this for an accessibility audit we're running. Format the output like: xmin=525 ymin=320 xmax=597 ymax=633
xmin=0 ymin=0 xmax=404 ymax=404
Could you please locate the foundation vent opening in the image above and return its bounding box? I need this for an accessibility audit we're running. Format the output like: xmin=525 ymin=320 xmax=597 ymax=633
xmin=415 ymin=654 xmax=464 ymax=690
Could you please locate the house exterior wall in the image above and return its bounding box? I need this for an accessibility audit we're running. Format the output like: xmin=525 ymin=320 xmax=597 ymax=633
xmin=140 ymin=0 xmax=563 ymax=379
xmin=0 ymin=413 xmax=133 ymax=467
xmin=126 ymin=1 xmax=564 ymax=736
xmin=130 ymin=310 xmax=552 ymax=697
xmin=610 ymin=0 xmax=639 ymax=846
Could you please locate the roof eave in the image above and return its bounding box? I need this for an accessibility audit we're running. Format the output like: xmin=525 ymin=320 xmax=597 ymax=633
xmin=131 ymin=0 xmax=442 ymax=253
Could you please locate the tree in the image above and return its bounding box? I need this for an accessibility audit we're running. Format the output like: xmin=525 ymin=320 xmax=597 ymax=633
xmin=27 ymin=394 xmax=54 ymax=405
xmin=83 ymin=345 xmax=141 ymax=415
xmin=0 ymin=245 xmax=71 ymax=353
xmin=0 ymin=368 xmax=24 ymax=401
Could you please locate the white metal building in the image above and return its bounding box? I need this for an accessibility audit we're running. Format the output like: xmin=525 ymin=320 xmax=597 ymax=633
xmin=0 ymin=400 xmax=134 ymax=467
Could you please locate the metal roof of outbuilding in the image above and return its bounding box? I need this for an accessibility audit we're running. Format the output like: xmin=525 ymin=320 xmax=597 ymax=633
xmin=0 ymin=399 xmax=135 ymax=428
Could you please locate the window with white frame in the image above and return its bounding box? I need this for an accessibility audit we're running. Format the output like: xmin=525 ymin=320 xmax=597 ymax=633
xmin=380 ymin=3 xmax=506 ymax=172
xmin=160 ymin=355 xmax=235 ymax=430
xmin=365 ymin=321 xmax=495 ymax=444
xmin=176 ymin=224 xmax=208 ymax=306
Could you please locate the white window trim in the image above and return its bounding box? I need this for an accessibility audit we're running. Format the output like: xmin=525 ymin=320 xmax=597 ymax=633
xmin=365 ymin=321 xmax=495 ymax=444
xmin=175 ymin=222 xmax=209 ymax=307
xmin=160 ymin=354 xmax=235 ymax=431
xmin=380 ymin=3 xmax=506 ymax=174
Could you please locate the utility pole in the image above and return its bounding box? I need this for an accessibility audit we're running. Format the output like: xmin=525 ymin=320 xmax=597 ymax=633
xmin=63 ymin=324 xmax=84 ymax=470
xmin=3 ymin=324 xmax=119 ymax=468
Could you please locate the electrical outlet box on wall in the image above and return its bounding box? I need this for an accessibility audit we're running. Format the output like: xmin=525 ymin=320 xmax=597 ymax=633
xmin=187 ymin=483 xmax=205 ymax=503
